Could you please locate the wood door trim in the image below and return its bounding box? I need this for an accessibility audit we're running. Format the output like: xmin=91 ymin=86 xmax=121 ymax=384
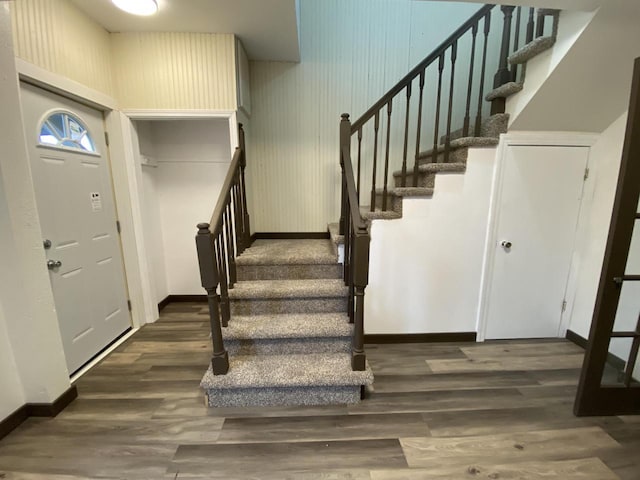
xmin=574 ymin=57 xmax=640 ymax=416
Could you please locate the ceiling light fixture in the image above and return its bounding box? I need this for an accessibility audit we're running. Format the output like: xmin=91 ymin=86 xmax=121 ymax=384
xmin=112 ymin=0 xmax=158 ymax=16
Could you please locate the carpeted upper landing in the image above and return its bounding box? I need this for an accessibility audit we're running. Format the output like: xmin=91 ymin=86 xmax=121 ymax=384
xmin=236 ymin=239 xmax=336 ymax=266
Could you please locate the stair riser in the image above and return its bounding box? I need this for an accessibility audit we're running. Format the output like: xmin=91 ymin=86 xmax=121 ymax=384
xmin=373 ymin=193 xmax=402 ymax=214
xmin=439 ymin=115 xmax=508 ymax=144
xmin=237 ymin=264 xmax=342 ymax=281
xmin=394 ymin=172 xmax=431 ymax=188
xmin=418 ymin=147 xmax=468 ymax=166
xmin=230 ymin=297 xmax=348 ymax=316
xmin=225 ymin=337 xmax=351 ymax=356
xmin=205 ymin=385 xmax=362 ymax=407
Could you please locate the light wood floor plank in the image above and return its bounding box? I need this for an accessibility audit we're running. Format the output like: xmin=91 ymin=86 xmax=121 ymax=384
xmin=400 ymin=427 xmax=620 ymax=468
xmin=370 ymin=457 xmax=620 ymax=479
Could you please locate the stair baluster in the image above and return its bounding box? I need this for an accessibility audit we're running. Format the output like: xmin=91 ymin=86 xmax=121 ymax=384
xmin=413 ymin=70 xmax=425 ymax=186
xmin=463 ymin=23 xmax=478 ymax=138
xmin=492 ymin=6 xmax=516 ymax=114
xmin=401 ymin=83 xmax=411 ymax=187
xmin=238 ymin=124 xmax=251 ymax=251
xmin=370 ymin=111 xmax=380 ymax=212
xmin=357 ymin=127 xmax=363 ymax=196
xmin=475 ymin=12 xmax=491 ymax=136
xmin=536 ymin=9 xmax=546 ymax=38
xmin=382 ymin=100 xmax=392 ymax=210
xmin=526 ymin=7 xmax=535 ymax=43
xmin=224 ymin=203 xmax=237 ymax=287
xmin=216 ymin=228 xmax=231 ymax=326
xmin=511 ymin=6 xmax=522 ymax=82
xmin=443 ymin=41 xmax=458 ymax=163
xmin=433 ymin=55 xmax=445 ymax=164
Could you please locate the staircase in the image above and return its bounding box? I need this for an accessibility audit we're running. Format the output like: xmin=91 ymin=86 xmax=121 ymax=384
xmin=200 ymin=239 xmax=373 ymax=407
xmin=196 ymin=4 xmax=562 ymax=409
xmin=352 ymin=7 xmax=560 ymax=222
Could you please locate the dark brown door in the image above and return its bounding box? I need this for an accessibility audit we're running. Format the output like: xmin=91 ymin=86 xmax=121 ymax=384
xmin=574 ymin=58 xmax=640 ymax=416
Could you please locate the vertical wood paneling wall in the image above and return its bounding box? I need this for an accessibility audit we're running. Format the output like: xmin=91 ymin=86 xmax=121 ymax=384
xmin=249 ymin=0 xmax=481 ymax=232
xmin=111 ymin=33 xmax=237 ymax=111
xmin=10 ymin=1 xmax=237 ymax=110
xmin=10 ymin=0 xmax=114 ymax=97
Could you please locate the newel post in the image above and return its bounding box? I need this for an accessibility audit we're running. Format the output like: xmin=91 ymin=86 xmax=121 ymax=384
xmin=339 ymin=113 xmax=351 ymax=236
xmin=196 ymin=223 xmax=229 ymax=375
xmin=351 ymin=225 xmax=370 ymax=371
xmin=238 ymin=124 xmax=251 ymax=250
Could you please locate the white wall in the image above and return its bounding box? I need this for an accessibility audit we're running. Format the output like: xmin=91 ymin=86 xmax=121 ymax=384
xmin=366 ymin=147 xmax=496 ymax=334
xmin=509 ymin=1 xmax=640 ymax=132
xmin=566 ymin=112 xmax=640 ymax=379
xmin=0 ymin=230 xmax=25 ymax=420
xmin=507 ymin=9 xmax=595 ymax=128
xmin=136 ymin=119 xmax=232 ymax=296
xmin=250 ymin=0 xmax=493 ymax=232
xmin=133 ymin=121 xmax=170 ymax=306
xmin=567 ymin=113 xmax=627 ymax=339
xmin=0 ymin=3 xmax=71 ymax=417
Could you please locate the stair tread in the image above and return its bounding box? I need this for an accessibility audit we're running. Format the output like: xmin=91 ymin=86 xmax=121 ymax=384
xmin=223 ymin=313 xmax=352 ymax=340
xmin=237 ymin=239 xmax=337 ymax=266
xmin=229 ymin=279 xmax=348 ymax=299
xmin=328 ymin=222 xmax=344 ymax=246
xmin=375 ymin=187 xmax=434 ymax=197
xmin=416 ymin=136 xmax=499 ymax=160
xmin=486 ymin=81 xmax=524 ymax=101
xmin=360 ymin=207 xmax=402 ymax=220
xmin=508 ymin=35 xmax=556 ymax=65
xmin=201 ymin=352 xmax=374 ymax=389
xmin=393 ymin=161 xmax=467 ymax=178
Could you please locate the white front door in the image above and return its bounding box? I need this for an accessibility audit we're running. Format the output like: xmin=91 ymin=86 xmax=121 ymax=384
xmin=485 ymin=145 xmax=588 ymax=339
xmin=20 ymin=82 xmax=131 ymax=374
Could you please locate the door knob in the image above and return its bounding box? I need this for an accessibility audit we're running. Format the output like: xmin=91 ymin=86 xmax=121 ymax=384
xmin=47 ymin=259 xmax=62 ymax=270
xmin=501 ymin=241 xmax=512 ymax=249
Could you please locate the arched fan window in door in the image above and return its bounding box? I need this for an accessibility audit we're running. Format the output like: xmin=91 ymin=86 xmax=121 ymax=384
xmin=38 ymin=111 xmax=97 ymax=153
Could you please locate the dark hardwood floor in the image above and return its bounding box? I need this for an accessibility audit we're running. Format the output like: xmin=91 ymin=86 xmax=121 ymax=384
xmin=0 ymin=302 xmax=638 ymax=479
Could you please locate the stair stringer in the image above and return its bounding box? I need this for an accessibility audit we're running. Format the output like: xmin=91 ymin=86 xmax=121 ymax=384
xmin=363 ymin=146 xmax=498 ymax=335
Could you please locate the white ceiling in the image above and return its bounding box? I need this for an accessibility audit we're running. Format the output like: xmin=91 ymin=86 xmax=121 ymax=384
xmin=69 ymin=0 xmax=301 ymax=62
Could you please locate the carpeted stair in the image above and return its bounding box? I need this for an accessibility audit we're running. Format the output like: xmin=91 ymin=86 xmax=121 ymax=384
xmin=361 ymin=10 xmax=561 ymax=221
xmin=200 ymin=239 xmax=374 ymax=407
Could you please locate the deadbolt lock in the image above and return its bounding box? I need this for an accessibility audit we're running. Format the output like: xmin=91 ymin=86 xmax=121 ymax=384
xmin=47 ymin=259 xmax=62 ymax=270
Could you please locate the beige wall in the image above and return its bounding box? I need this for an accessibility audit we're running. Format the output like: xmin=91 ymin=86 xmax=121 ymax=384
xmin=111 ymin=32 xmax=237 ymax=110
xmin=11 ymin=0 xmax=114 ymax=97
xmin=11 ymin=0 xmax=238 ymax=110
xmin=249 ymin=0 xmax=482 ymax=232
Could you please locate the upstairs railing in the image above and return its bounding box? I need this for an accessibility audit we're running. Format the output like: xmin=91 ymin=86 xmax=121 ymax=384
xmin=339 ymin=4 xmax=558 ymax=371
xmin=195 ymin=124 xmax=250 ymax=375
xmin=344 ymin=4 xmax=558 ymax=214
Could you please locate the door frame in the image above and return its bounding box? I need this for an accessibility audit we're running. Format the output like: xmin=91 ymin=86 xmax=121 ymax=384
xmin=476 ymin=132 xmax=598 ymax=342
xmin=16 ymin=60 xmax=241 ymax=331
xmin=16 ymin=60 xmax=154 ymax=330
xmin=574 ymin=57 xmax=640 ymax=416
xmin=122 ymin=109 xmax=239 ymax=321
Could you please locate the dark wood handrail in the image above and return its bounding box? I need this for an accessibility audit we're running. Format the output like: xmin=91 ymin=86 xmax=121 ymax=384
xmin=196 ymin=124 xmax=250 ymax=376
xmin=351 ymin=4 xmax=495 ymax=132
xmin=209 ymin=147 xmax=241 ymax=236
